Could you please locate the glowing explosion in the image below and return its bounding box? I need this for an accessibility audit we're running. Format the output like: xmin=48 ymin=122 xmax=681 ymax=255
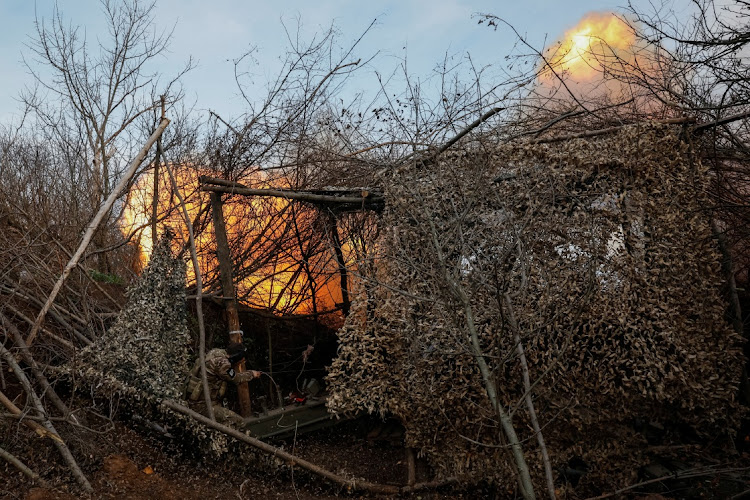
xmin=121 ymin=168 xmax=347 ymax=316
xmin=544 ymin=12 xmax=636 ymax=83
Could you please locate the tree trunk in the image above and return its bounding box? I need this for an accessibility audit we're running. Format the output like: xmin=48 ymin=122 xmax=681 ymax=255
xmin=325 ymin=212 xmax=350 ymax=317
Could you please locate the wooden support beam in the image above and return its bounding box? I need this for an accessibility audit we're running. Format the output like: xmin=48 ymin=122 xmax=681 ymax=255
xmin=199 ymin=176 xmax=384 ymax=213
xmin=210 ymin=192 xmax=252 ymax=417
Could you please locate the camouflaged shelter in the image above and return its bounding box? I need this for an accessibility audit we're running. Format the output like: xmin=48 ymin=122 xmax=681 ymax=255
xmin=327 ymin=122 xmax=744 ymax=493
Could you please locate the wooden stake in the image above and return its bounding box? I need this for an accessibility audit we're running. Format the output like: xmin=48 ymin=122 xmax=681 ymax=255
xmin=210 ymin=192 xmax=252 ymax=417
xmin=406 ymin=447 xmax=416 ymax=486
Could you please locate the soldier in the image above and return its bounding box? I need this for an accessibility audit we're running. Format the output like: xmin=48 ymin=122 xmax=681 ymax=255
xmin=185 ymin=342 xmax=261 ymax=427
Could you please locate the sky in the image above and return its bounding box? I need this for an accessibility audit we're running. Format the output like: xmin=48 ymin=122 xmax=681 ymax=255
xmin=0 ymin=0 xmax=678 ymax=124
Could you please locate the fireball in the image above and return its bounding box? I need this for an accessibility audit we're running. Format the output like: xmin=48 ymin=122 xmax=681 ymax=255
xmin=544 ymin=12 xmax=636 ymax=82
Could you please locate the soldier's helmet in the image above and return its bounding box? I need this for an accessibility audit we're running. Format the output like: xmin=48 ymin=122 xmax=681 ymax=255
xmin=226 ymin=342 xmax=247 ymax=364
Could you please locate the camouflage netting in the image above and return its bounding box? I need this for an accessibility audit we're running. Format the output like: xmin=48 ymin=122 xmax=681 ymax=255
xmin=64 ymin=234 xmax=231 ymax=454
xmin=72 ymin=233 xmax=190 ymax=399
xmin=327 ymin=123 xmax=745 ymax=493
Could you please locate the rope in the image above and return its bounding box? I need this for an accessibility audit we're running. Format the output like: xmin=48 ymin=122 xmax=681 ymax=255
xmin=258 ymin=371 xmax=285 ymax=409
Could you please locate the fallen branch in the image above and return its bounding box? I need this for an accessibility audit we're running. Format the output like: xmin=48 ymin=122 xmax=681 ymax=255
xmin=0 ymin=444 xmax=51 ymax=488
xmin=3 ymin=304 xmax=76 ymax=351
xmin=533 ymin=117 xmax=696 ymax=144
xmin=0 ymin=284 xmax=92 ymax=345
xmin=2 ymin=315 xmax=74 ymax=419
xmin=586 ymin=466 xmax=750 ymax=499
xmin=162 ymin=400 xmax=457 ymax=495
xmin=430 ymin=106 xmax=504 ymax=160
xmin=692 ymin=109 xmax=750 ymax=133
xmin=27 ymin=117 xmax=170 ymax=346
xmin=396 ymin=106 xmax=505 ymax=169
xmin=0 ymin=282 xmax=89 ymax=327
xmin=507 ymin=99 xmax=635 ymax=141
xmin=0 ymin=343 xmax=92 ymax=492
xmin=0 ymin=412 xmax=68 ymax=422
xmin=9 ymin=201 xmax=123 ymax=310
xmin=0 ymin=389 xmax=63 ymax=444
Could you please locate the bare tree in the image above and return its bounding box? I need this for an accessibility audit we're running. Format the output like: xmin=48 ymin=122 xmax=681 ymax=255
xmin=22 ymin=0 xmax=190 ymax=271
xmin=620 ymin=1 xmax=750 ymax=287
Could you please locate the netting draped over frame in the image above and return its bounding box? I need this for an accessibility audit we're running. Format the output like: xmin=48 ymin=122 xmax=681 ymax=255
xmin=73 ymin=234 xmax=191 ymax=401
xmin=327 ymin=123 xmax=744 ymax=492
xmin=62 ymin=234 xmax=248 ymax=455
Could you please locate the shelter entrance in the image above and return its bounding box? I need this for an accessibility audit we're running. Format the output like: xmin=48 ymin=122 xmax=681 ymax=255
xmin=198 ymin=175 xmax=383 ymax=437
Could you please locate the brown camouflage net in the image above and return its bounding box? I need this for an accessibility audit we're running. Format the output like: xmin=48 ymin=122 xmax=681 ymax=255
xmin=327 ymin=122 xmax=744 ymax=493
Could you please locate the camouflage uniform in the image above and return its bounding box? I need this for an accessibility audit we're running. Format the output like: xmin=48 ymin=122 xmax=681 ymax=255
xmin=185 ymin=348 xmax=255 ymax=427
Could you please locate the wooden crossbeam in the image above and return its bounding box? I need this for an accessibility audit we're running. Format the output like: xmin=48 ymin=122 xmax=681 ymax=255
xmin=199 ymin=176 xmax=385 ymax=213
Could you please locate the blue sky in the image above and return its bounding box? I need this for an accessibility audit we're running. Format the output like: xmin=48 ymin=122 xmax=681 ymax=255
xmin=0 ymin=0 xmax=667 ymax=124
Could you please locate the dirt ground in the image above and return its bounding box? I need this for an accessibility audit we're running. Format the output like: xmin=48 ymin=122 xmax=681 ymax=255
xmin=4 ymin=410 xmax=750 ymax=499
xmin=1 ymin=415 xmax=475 ymax=500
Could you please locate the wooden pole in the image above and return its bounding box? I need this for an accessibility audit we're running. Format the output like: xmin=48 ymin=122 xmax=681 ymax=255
xmin=151 ymin=96 xmax=166 ymax=246
xmin=163 ymin=160 xmax=215 ymax=422
xmin=325 ymin=212 xmax=350 ymax=316
xmin=27 ymin=117 xmax=170 ymax=346
xmin=266 ymin=321 xmax=274 ymax=407
xmin=210 ymin=192 xmax=252 ymax=417
xmin=406 ymin=447 xmax=416 ymax=486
